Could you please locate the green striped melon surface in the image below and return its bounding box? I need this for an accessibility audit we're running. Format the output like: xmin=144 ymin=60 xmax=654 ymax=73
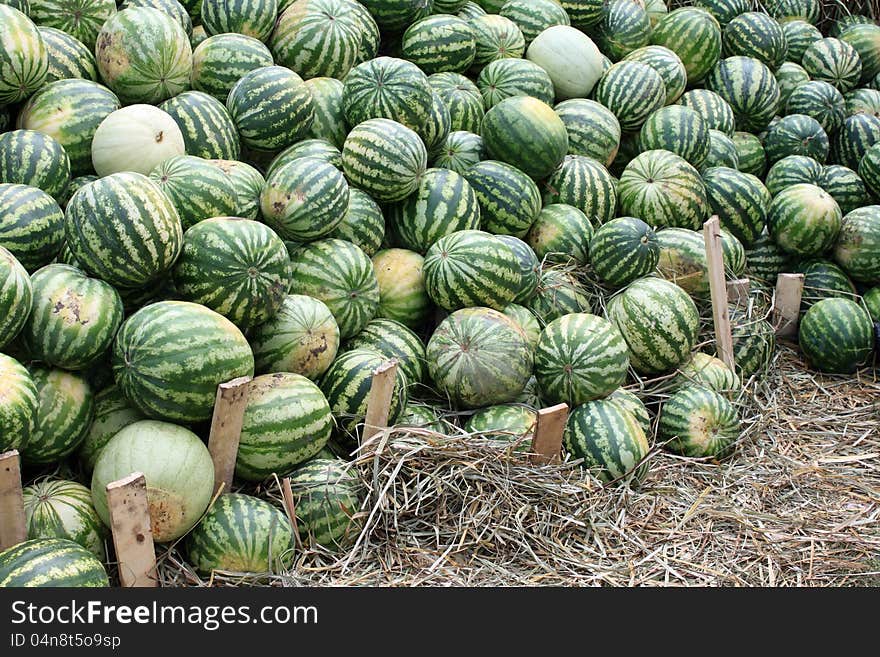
xmin=344 ymin=317 xmax=426 ymax=386
xmin=331 ymin=188 xmax=384 ymax=257
xmin=464 ymin=160 xmax=540 ymax=238
xmin=564 ymin=399 xmax=650 ymax=484
xmin=495 ymin=235 xmax=539 ymax=304
xmin=112 ymin=301 xmax=255 ymax=422
xmin=150 ymin=155 xmax=237 ymax=230
xmin=775 ymin=62 xmax=811 ymax=108
xmin=422 ymin=91 xmax=452 ymax=158
xmin=764 ymin=114 xmax=829 ymax=165
xmin=469 ymin=14 xmax=525 ymax=70
xmin=832 ymin=14 xmax=875 ymax=37
xmin=534 ymin=313 xmax=628 ymax=406
xmin=639 ymin=105 xmax=710 ymax=170
xmin=201 ymin=0 xmax=277 ymax=41
xmin=503 ymin=303 xmax=541 ymax=349
xmin=526 ymin=204 xmax=592 ymax=266
xmin=799 ymin=297 xmax=873 ymax=373
xmin=607 ymin=387 xmax=651 ymax=435
xmin=476 ymin=58 xmax=554 ymax=109
xmin=703 ymin=129 xmax=739 ymax=171
xmin=722 ymin=11 xmax=788 ymax=72
xmin=655 ymin=228 xmax=712 ymax=297
xmin=288 ymin=459 xmax=361 ymax=549
xmin=288 ymin=238 xmax=379 ymax=339
xmin=658 ymin=386 xmax=739 ymax=458
xmin=26 ymin=366 xmax=93 ymax=465
xmin=623 ymin=45 xmax=687 ymax=106
xmin=731 ymin=309 xmax=776 ymax=378
xmin=21 ymin=264 xmax=123 ymax=370
xmin=554 ymin=99 xmax=620 ymax=167
xmin=427 ymin=306 xmax=532 ymax=409
xmin=208 ymin=159 xmax=264 ymax=220
xmin=432 ymin=130 xmax=484 ymax=174
xmin=267 ymin=139 xmax=342 ymax=178
xmin=528 ymin=268 xmax=591 ymax=325
xmin=371 ymin=248 xmax=430 ymax=329
xmin=124 ymin=0 xmax=192 ymax=37
xmin=236 ymin=373 xmax=332 ymax=481
xmin=650 ymin=7 xmax=721 ymax=85
xmin=845 ymin=87 xmax=880 ymax=118
xmin=593 ymin=60 xmax=666 ymax=132
xmin=594 ymin=0 xmax=651 ymax=63
xmin=191 ymin=32 xmax=273 ymax=101
xmin=227 ymin=65 xmax=314 ymax=152
xmin=818 ymin=165 xmax=870 ymax=216
xmin=0 ymin=6 xmax=48 ymax=105
xmin=499 ymin=0 xmax=569 ymax=44
xmin=28 ymin=0 xmax=116 ymax=49
xmin=38 ymin=26 xmax=98 ymax=83
xmin=95 ymin=7 xmax=192 ymax=105
xmin=783 ymin=20 xmax=822 ymax=62
xmin=159 ymin=90 xmax=241 ymax=161
xmin=766 ymin=0 xmax=820 ymax=24
xmin=802 ymin=37 xmax=863 ymax=94
xmin=694 ymin=0 xmax=748 ymax=24
xmin=78 ymin=385 xmax=144 ymax=472
xmin=423 ymin=230 xmax=521 ymax=311
xmin=16 ymin=78 xmax=121 ymax=177
xmin=304 ymin=77 xmax=347 ymax=149
xmin=706 ymin=56 xmax=781 ymax=133
xmin=796 ymin=258 xmax=856 ymax=312
xmin=172 ymin=217 xmax=291 ymax=330
xmin=464 ymin=404 xmax=535 ymax=447
xmin=542 ymin=154 xmax=617 ymax=226
xmin=558 ymin=0 xmax=603 ymax=29
xmin=0 ymin=183 xmax=64 ymax=272
xmin=0 ymin=130 xmax=70 ymax=206
xmin=859 ymin=143 xmax=880 ymax=198
xmin=618 ymin=149 xmax=708 ymax=231
xmin=401 ymin=14 xmax=476 ymax=75
xmin=0 ymin=354 xmax=37 ymax=453
xmin=703 ymin=166 xmax=770 ymax=247
xmin=249 ymin=294 xmax=339 ymax=380
xmin=765 ymin=155 xmax=823 ymax=196
xmin=350 ymin=0 xmax=381 ymax=63
xmin=864 ymin=287 xmax=880 ymax=322
xmin=831 ymin=113 xmax=880 ymax=170
xmin=342 ymin=118 xmax=428 ymax=203
xmin=429 ymin=72 xmax=485 ymax=133
xmin=0 ymin=538 xmax=108 ymax=588
xmin=397 ymin=402 xmax=443 ymax=431
xmin=674 ymin=352 xmax=740 ymax=394
xmin=185 ymin=493 xmax=292 ymax=573
xmin=745 ymin=232 xmax=790 ymax=283
xmin=589 ymin=216 xmax=659 ymax=289
xmin=343 ymin=56 xmax=433 ymax=134
xmin=677 ymin=89 xmax=735 ymax=136
xmin=840 ymin=24 xmax=880 ymax=84
xmin=767 ymin=183 xmax=842 ymax=257
xmin=786 ymin=80 xmax=846 ymax=136
xmin=606 ymin=276 xmax=700 ymax=375
xmin=358 ymin=0 xmax=432 ymax=32
xmin=834 ymin=205 xmax=880 ymax=284
xmin=0 ymin=247 xmax=32 ymax=350
xmin=319 ymin=348 xmax=407 ymax=440
xmin=63 ymin=172 xmax=182 ymax=288
xmin=23 ymin=480 xmax=104 ymax=559
xmin=514 ymin=373 xmax=542 ymax=408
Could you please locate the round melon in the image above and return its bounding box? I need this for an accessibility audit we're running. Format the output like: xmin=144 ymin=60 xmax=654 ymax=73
xmin=78 ymin=385 xmax=145 ymax=473
xmin=0 ymin=183 xmax=64 ymax=272
xmin=464 ymin=404 xmax=535 ymax=448
xmin=464 ymin=160 xmax=541 ymax=237
xmin=23 ymin=480 xmax=105 ymax=559
xmin=0 ymin=246 xmax=32 ymax=350
xmin=798 ymin=297 xmax=873 ymax=373
xmin=526 ymin=25 xmax=604 ymax=100
xmin=330 ymin=188 xmax=385 ymax=256
xmin=589 ymin=216 xmax=659 ymax=289
xmin=91 ymin=105 xmax=186 ymax=177
xmin=554 ymin=99 xmax=621 ymax=167
xmin=0 ymin=538 xmax=108 ymax=588
xmin=371 ymin=248 xmax=431 ymax=329
xmin=0 ymin=130 xmax=70 ymax=202
xmin=0 ymin=354 xmax=37 ymax=453
xmin=0 ymin=6 xmax=48 ymax=105
xmin=288 ymin=458 xmax=362 ymax=550
xmin=767 ymin=183 xmax=842 ymax=257
xmin=658 ymin=386 xmax=740 ymax=458
xmin=26 ymin=366 xmax=94 ymax=466
xmin=650 ymin=7 xmax=721 ymax=85
xmin=191 ymin=32 xmax=274 ymax=102
xmin=833 ymin=205 xmax=880 ymax=285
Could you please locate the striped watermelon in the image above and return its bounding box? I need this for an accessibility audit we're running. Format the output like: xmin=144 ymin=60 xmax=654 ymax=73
xmin=95 ymin=7 xmax=192 ymax=104
xmin=91 ymin=420 xmax=214 ymax=543
xmin=564 ymin=399 xmax=650 ymax=484
xmin=343 ymin=56 xmax=433 ymax=135
xmin=658 ymin=386 xmax=739 ymax=458
xmin=371 ymin=248 xmax=431 ymax=329
xmin=38 ymin=26 xmax=98 ymax=83
xmin=0 ymin=130 xmax=70 ymax=203
xmin=477 ymin=58 xmax=554 ymax=109
xmin=267 ymin=139 xmax=342 ymax=177
xmin=765 ymin=154 xmax=823 ymax=196
xmin=342 ymin=118 xmax=428 ymax=203
xmin=515 ymin=373 xmax=542 ymax=408
xmin=423 ymin=230 xmax=522 ymax=312
xmin=0 ymin=247 xmax=32 ymax=350
xmin=0 ymin=183 xmax=64 ymax=272
xmin=846 ymin=87 xmax=880 ymax=118
xmin=534 ymin=313 xmax=628 ymax=406
xmin=344 ymin=317 xmax=426 ymax=386
xmin=593 ymin=61 xmax=666 ymax=133
xmin=766 ymin=0 xmax=819 ymax=25
xmin=236 ymin=373 xmax=333 ymax=481
xmin=304 ymin=77 xmax=346 ymax=149
xmin=786 ymin=80 xmax=846 ymax=136
xmin=469 ymin=14 xmax=525 ymax=70
xmin=607 ymin=387 xmax=650 ymax=435
xmin=26 ymin=366 xmax=93 ymax=465
xmin=722 ymin=12 xmax=788 ymax=72
xmin=149 ymin=155 xmax=237 ymax=230
xmin=227 ymin=65 xmax=314 ymax=152
xmin=802 ymin=38 xmax=863 ymax=94
xmin=249 ymin=294 xmax=340 ymax=379
xmin=799 ymin=297 xmax=873 ymax=373
xmin=702 ymin=130 xmax=739 ymax=171
xmin=28 ymin=0 xmax=116 ymax=49
xmin=427 ymin=306 xmax=532 ymax=409
xmin=172 ymin=217 xmax=291 ymax=329
xmin=589 ymin=216 xmax=659 ymax=289
xmin=422 ymin=91 xmax=452 ymax=158
xmin=796 ymin=258 xmax=857 ymax=312
xmin=288 ymin=458 xmax=361 ymax=549
xmin=677 ymin=89 xmax=735 ymax=136
xmin=64 ymin=172 xmax=182 ymax=288
xmin=674 ymin=352 xmax=740 ymax=394
xmin=124 ymin=0 xmax=192 ymax=37
xmin=208 ymin=159 xmax=264 ymax=220
xmin=525 ymin=24 xmax=604 ymax=101
xmin=0 ymin=354 xmax=37 ymax=453
xmin=764 ymin=114 xmax=829 ymax=165
xmin=288 ymin=238 xmax=379 ymax=339
xmin=526 ymin=204 xmax=592 ymax=266
xmin=0 ymin=6 xmax=48 ymax=105
xmin=745 ymin=231 xmax=791 ymax=284
xmin=22 ymin=480 xmax=105 ymax=559
xmin=112 ymin=301 xmax=255 ymax=422
xmin=730 ymin=309 xmax=776 ymax=378
xmin=703 ymin=166 xmax=770 ymax=247
xmin=331 ymin=188 xmax=385 ymax=256
xmin=832 ymin=14 xmax=875 ymax=37
xmin=21 ymin=264 xmax=123 ymax=370
xmin=783 ymin=20 xmax=822 ymax=62
xmin=594 ymin=0 xmax=651 ymax=63
xmin=185 ymin=493 xmax=292 ymax=573
xmin=623 ymin=45 xmax=688 ymax=106
xmin=491 ymin=235 xmax=538 ymax=306
xmin=650 ymin=7 xmax=721 ymax=85
xmin=464 ymin=404 xmax=535 ymax=447
xmin=768 ymin=183 xmax=842 ymax=257
xmin=78 ymin=385 xmax=144 ymax=472
xmin=397 ymin=401 xmax=443 ymax=430
xmin=191 ymin=33 xmax=273 ymax=101
xmin=694 ymin=0 xmax=748 ymax=24
xmin=201 ymin=0 xmax=277 ymax=41
xmin=402 ymin=14 xmax=476 ymax=75
xmin=90 ymin=105 xmax=185 ymax=177
xmin=558 ymin=0 xmax=603 ymax=30
xmin=655 ymin=227 xmax=712 ymax=297
xmin=818 ymin=165 xmax=870 ymax=216
xmin=859 ymin=144 xmax=880 ymax=199
xmin=865 ymin=287 xmax=880 ymax=322
xmin=159 ymin=90 xmax=241 ymax=161
xmin=554 ymin=99 xmax=620 ymax=167
xmin=528 ymin=268 xmax=591 ymax=325
xmin=429 ymin=72 xmax=485 ymax=133
xmin=0 ymin=538 xmax=108 ymax=588
xmin=606 ymin=276 xmax=700 ymax=375
xmin=840 ymin=23 xmax=880 ymax=84
xmin=834 ymin=205 xmax=880 ymax=285
xmin=618 ymin=149 xmax=708 ymax=230
xmin=503 ymin=303 xmax=540 ymax=349
xmin=499 ymin=0 xmax=569 ymax=45
xmin=432 ymin=130 xmax=484 ymax=174
xmin=706 ymin=56 xmax=781 ymax=133
xmin=464 ymin=160 xmax=540 ymax=237
xmin=775 ymin=62 xmax=811 ymax=108
xmin=542 ymin=154 xmax=617 ymax=225
xmin=639 ymin=105 xmax=711 ymax=170
xmin=831 ymin=113 xmax=880 ymax=170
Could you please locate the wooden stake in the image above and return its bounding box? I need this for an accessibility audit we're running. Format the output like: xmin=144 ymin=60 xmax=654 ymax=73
xmin=703 ymin=216 xmax=735 ymax=370
xmin=207 ymin=376 xmax=252 ymax=497
xmin=106 ymin=473 xmax=157 ymax=588
xmin=0 ymin=450 xmax=26 ymax=551
xmin=279 ymin=477 xmax=302 ymax=551
xmin=530 ymin=403 xmax=569 ymax=465
xmin=726 ymin=278 xmax=751 ymax=306
xmin=774 ymin=273 xmax=805 ymax=338
xmin=361 ymin=360 xmax=398 ymax=450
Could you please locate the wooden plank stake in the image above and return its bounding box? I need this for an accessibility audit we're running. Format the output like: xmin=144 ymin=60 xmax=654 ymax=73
xmin=530 ymin=403 xmax=569 ymax=465
xmin=0 ymin=450 xmax=26 ymax=551
xmin=279 ymin=477 xmax=302 ymax=551
xmin=703 ymin=216 xmax=735 ymax=370
xmin=207 ymin=376 xmax=252 ymax=497
xmin=106 ymin=473 xmax=157 ymax=588
xmin=773 ymin=273 xmax=805 ymax=338
xmin=726 ymin=278 xmax=751 ymax=306
xmin=361 ymin=360 xmax=398 ymax=451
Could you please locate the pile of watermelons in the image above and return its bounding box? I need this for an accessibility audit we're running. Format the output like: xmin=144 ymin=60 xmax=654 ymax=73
xmin=1 ymin=0 xmax=879 ymax=586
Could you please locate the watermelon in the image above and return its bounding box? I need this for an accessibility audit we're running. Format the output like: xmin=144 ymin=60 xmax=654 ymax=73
xmin=344 ymin=317 xmax=426 ymax=386
xmin=0 ymin=538 xmax=108 ymax=588
xmin=158 ymin=90 xmax=241 ymax=161
xmin=706 ymin=56 xmax=781 ymax=133
xmin=818 ymin=165 xmax=870 ymax=216
xmin=90 ymin=105 xmax=186 ymax=178
xmin=288 ymin=458 xmax=361 ymax=549
xmin=22 ymin=480 xmax=104 ymax=559
xmin=78 ymin=385 xmax=145 ymax=473
xmin=764 ymin=155 xmax=823 ymax=198
xmin=767 ymin=183 xmax=842 ymax=257
xmin=650 ymin=7 xmax=721 ymax=85
xmin=464 ymin=404 xmax=535 ymax=447
xmin=0 ymin=183 xmax=64 ymax=271
xmin=832 ymin=113 xmax=880 ymax=170
xmin=730 ymin=308 xmax=776 ymax=378
xmin=397 ymin=402 xmax=443 ymax=431
xmin=677 ymin=89 xmax=735 ymax=136
xmin=190 ymin=33 xmax=273 ymax=101
xmin=427 ymin=306 xmax=532 ymax=409
xmin=208 ymin=159 xmax=264 ymax=220
xmin=859 ymin=143 xmax=880 ymax=199
xmin=303 ymin=78 xmax=347 ymax=150
xmin=639 ymin=105 xmax=710 ymax=170
xmin=654 ymin=227 xmax=712 ymax=297
xmin=91 ymin=420 xmax=214 ymax=543
xmin=840 ymin=24 xmax=880 ymax=84
xmin=429 ymin=72 xmax=485 ymax=133
xmin=832 ymin=14 xmax=875 ymax=37
xmin=469 ymin=13 xmax=525 ymax=70
xmin=845 ymin=87 xmax=880 ymax=119
xmin=703 ymin=166 xmax=770 ymax=247
xmin=495 ymin=234 xmax=540 ymax=304
xmin=464 ymin=160 xmax=541 ymax=237
xmin=783 ymin=20 xmax=822 ymax=62
xmin=589 ymin=216 xmax=659 ymax=288
xmin=594 ymin=0 xmax=650 ymax=63
xmin=499 ymin=0 xmax=569 ymax=45
xmin=554 ymin=99 xmax=620 ymax=167
xmin=558 ymin=0 xmax=603 ymax=30
xmin=124 ymin=0 xmax=192 ymax=37
xmin=25 ymin=366 xmax=93 ymax=465
xmin=607 ymin=387 xmax=651 ymax=435
xmin=267 ymin=139 xmax=342 ymax=177
xmin=371 ymin=249 xmax=431 ymax=329
xmin=432 ymin=130 xmax=484 ymax=174
xmin=201 ymin=0 xmax=277 ymax=42
xmin=745 ymin=232 xmax=791 ymax=284
xmin=330 ymin=188 xmax=385 ymax=256
xmin=834 ymin=205 xmax=880 ymax=285
xmin=249 ymin=294 xmax=340 ymax=380
xmin=722 ymin=11 xmax=788 ymax=72
xmin=702 ymin=130 xmax=739 ymax=171
xmin=802 ymin=37 xmax=863 ymax=94
xmin=674 ymin=352 xmax=740 ymax=394
xmin=528 ymin=268 xmax=591 ymax=324
xmin=799 ymin=297 xmax=873 ymax=373
xmin=0 ymin=354 xmax=37 ymax=453
xmin=526 ymin=204 xmax=592 ymax=266
xmin=764 ymin=114 xmax=829 ymax=165
xmin=766 ymin=0 xmax=819 ymax=25
xmin=786 ymin=80 xmax=846 ymax=136
xmin=38 ymin=26 xmax=98 ymax=83
xmin=606 ymin=277 xmax=700 ymax=375
xmin=401 ymin=14 xmax=476 ymax=75
xmin=0 ymin=247 xmax=32 ymax=350
xmin=476 ymin=58 xmax=554 ymax=109
xmin=864 ymin=287 xmax=880 ymax=322
xmin=150 ymin=156 xmax=236 ymax=231
xmin=796 ymin=258 xmax=857 ymax=312
xmin=525 ymin=24 xmax=604 ymax=101
xmin=694 ymin=0 xmax=748 ymax=24
xmin=422 ymin=91 xmax=453 ymax=158
xmin=343 ymin=56 xmax=433 ymax=135
xmin=0 ymin=6 xmax=48 ymax=105
xmin=28 ymin=0 xmax=116 ymax=49
xmin=503 ymin=303 xmax=541 ymax=349
xmin=594 ymin=60 xmax=666 ymax=132
xmin=775 ymin=62 xmax=811 ymax=108
xmin=658 ymin=386 xmax=739 ymax=458
xmin=542 ymin=154 xmax=617 ymax=225
xmin=623 ymin=45 xmax=688 ymax=106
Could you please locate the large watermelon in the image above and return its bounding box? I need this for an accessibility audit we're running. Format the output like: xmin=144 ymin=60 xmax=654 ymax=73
xmin=767 ymin=183 xmax=842 ymax=257
xmin=833 ymin=205 xmax=880 ymax=285
xmin=22 ymin=479 xmax=105 ymax=559
xmin=0 ymin=130 xmax=70 ymax=202
xmin=0 ymin=183 xmax=64 ymax=272
xmin=798 ymin=298 xmax=873 ymax=373
xmin=650 ymin=7 xmax=721 ymax=85
xmin=589 ymin=216 xmax=659 ymax=289
xmin=0 ymin=247 xmax=32 ymax=350
xmin=288 ymin=458 xmax=362 ymax=550
xmin=150 ymin=155 xmax=237 ymax=229
xmin=0 ymin=538 xmax=108 ymax=588
xmin=706 ymin=55 xmax=781 ymax=133
xmin=158 ymin=90 xmax=242 ymax=162
xmin=191 ymin=33 xmax=274 ymax=102
xmin=0 ymin=354 xmax=37 ymax=453
xmin=371 ymin=249 xmax=431 ymax=329
xmin=26 ymin=366 xmax=94 ymax=465
xmin=0 ymin=6 xmax=48 ymax=105
xmin=658 ymin=386 xmax=740 ymax=458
